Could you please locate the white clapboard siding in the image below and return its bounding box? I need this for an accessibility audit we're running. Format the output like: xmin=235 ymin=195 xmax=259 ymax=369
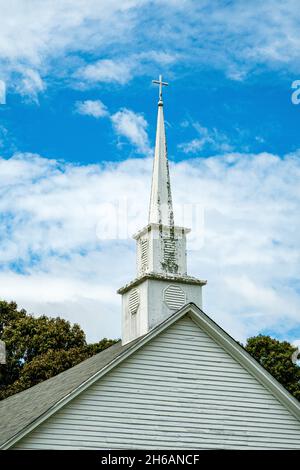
xmin=14 ymin=316 xmax=300 ymax=449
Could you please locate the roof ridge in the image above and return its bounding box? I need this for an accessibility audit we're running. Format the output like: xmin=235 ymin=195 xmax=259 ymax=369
xmin=1 ymin=303 xmax=299 ymax=449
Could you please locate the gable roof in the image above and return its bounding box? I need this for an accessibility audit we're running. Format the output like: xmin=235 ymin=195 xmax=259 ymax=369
xmin=1 ymin=303 xmax=300 ymax=449
xmin=0 ymin=337 xmax=140 ymax=449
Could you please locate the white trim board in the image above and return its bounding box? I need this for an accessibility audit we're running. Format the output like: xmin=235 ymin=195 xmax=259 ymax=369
xmin=2 ymin=303 xmax=300 ymax=449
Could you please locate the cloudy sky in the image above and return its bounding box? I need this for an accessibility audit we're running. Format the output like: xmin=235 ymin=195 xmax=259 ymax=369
xmin=0 ymin=0 xmax=300 ymax=345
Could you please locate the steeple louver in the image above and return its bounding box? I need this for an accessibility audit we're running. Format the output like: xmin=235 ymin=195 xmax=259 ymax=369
xmin=118 ymin=75 xmax=206 ymax=344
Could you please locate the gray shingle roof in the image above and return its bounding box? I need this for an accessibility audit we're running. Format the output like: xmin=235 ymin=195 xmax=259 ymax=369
xmin=1 ymin=303 xmax=299 ymax=449
xmin=0 ymin=338 xmax=139 ymax=448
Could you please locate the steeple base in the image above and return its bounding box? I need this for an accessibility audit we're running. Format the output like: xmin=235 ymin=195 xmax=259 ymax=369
xmin=119 ymin=274 xmax=206 ymax=345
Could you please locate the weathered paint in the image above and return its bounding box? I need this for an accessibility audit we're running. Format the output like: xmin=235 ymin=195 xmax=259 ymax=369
xmin=13 ymin=316 xmax=300 ymax=450
xmin=148 ymin=95 xmax=173 ymax=227
xmin=119 ymin=85 xmax=205 ymax=344
xmin=134 ymin=224 xmax=189 ymax=277
xmin=121 ymin=278 xmax=203 ymax=345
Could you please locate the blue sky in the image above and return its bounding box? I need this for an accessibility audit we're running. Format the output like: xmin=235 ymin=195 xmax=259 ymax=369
xmin=0 ymin=0 xmax=300 ymax=346
xmin=2 ymin=70 xmax=300 ymax=162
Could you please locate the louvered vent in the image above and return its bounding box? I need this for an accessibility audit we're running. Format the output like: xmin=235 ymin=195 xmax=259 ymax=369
xmin=164 ymin=238 xmax=176 ymax=259
xmin=164 ymin=285 xmax=186 ymax=310
xmin=162 ymin=238 xmax=178 ymax=273
xmin=140 ymin=239 xmax=148 ymax=272
xmin=128 ymin=289 xmax=140 ymax=315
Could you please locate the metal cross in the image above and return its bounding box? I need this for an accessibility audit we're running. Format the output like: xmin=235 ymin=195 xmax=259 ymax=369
xmin=152 ymin=75 xmax=168 ymax=101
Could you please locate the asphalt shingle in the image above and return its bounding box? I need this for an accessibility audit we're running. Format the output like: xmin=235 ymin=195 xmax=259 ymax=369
xmin=0 ymin=339 xmax=139 ymax=447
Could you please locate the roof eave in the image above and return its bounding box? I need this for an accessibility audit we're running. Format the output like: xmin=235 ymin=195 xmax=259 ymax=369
xmin=2 ymin=302 xmax=300 ymax=449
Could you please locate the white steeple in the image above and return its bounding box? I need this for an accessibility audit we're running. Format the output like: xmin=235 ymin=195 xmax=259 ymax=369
xmin=148 ymin=75 xmax=174 ymax=226
xmin=118 ymin=75 xmax=206 ymax=345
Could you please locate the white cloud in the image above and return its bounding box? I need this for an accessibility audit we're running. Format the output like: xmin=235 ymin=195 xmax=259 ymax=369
xmin=0 ymin=1 xmax=142 ymax=97
xmin=75 ymin=50 xmax=178 ymax=88
xmin=178 ymin=122 xmax=232 ymax=154
xmin=0 ymin=80 xmax=6 ymax=104
xmin=0 ymin=126 xmax=8 ymax=149
xmin=73 ymin=102 xmax=151 ymax=154
xmin=178 ymin=138 xmax=207 ymax=154
xmin=111 ymin=108 xmax=151 ymax=154
xmin=15 ymin=68 xmax=46 ymax=102
xmin=164 ymin=0 xmax=300 ymax=78
xmin=77 ymin=59 xmax=133 ymax=85
xmin=1 ymin=1 xmax=300 ymax=99
xmin=0 ymin=151 xmax=300 ymax=343
xmin=75 ymin=99 xmax=108 ymax=118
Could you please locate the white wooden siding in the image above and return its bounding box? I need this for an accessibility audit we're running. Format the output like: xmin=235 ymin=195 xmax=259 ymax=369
xmin=14 ymin=316 xmax=300 ymax=449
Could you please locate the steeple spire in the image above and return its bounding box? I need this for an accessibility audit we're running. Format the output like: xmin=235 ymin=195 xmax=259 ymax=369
xmin=118 ymin=75 xmax=206 ymax=345
xmin=148 ymin=75 xmax=174 ymax=226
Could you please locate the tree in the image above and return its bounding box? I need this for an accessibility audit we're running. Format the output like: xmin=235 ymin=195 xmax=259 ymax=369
xmin=0 ymin=300 xmax=117 ymax=400
xmin=245 ymin=335 xmax=300 ymax=401
xmin=1 ymin=301 xmax=300 ymax=403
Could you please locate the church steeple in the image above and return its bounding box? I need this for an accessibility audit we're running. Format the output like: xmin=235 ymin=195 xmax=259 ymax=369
xmin=148 ymin=75 xmax=174 ymax=227
xmin=118 ymin=75 xmax=206 ymax=345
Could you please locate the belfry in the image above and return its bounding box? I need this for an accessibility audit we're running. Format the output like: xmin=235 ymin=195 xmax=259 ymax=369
xmin=118 ymin=76 xmax=206 ymax=344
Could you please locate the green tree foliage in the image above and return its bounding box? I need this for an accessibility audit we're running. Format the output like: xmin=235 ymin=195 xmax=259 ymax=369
xmin=245 ymin=335 xmax=300 ymax=401
xmin=0 ymin=300 xmax=117 ymax=400
xmin=1 ymin=301 xmax=299 ymax=403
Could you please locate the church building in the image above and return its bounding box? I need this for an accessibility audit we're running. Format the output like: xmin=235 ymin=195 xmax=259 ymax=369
xmin=1 ymin=77 xmax=300 ymax=450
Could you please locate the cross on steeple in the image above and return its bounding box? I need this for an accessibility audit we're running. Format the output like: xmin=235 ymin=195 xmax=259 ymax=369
xmin=118 ymin=74 xmax=206 ymax=345
xmin=152 ymin=74 xmax=168 ymax=103
xmin=149 ymin=74 xmax=173 ymax=226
